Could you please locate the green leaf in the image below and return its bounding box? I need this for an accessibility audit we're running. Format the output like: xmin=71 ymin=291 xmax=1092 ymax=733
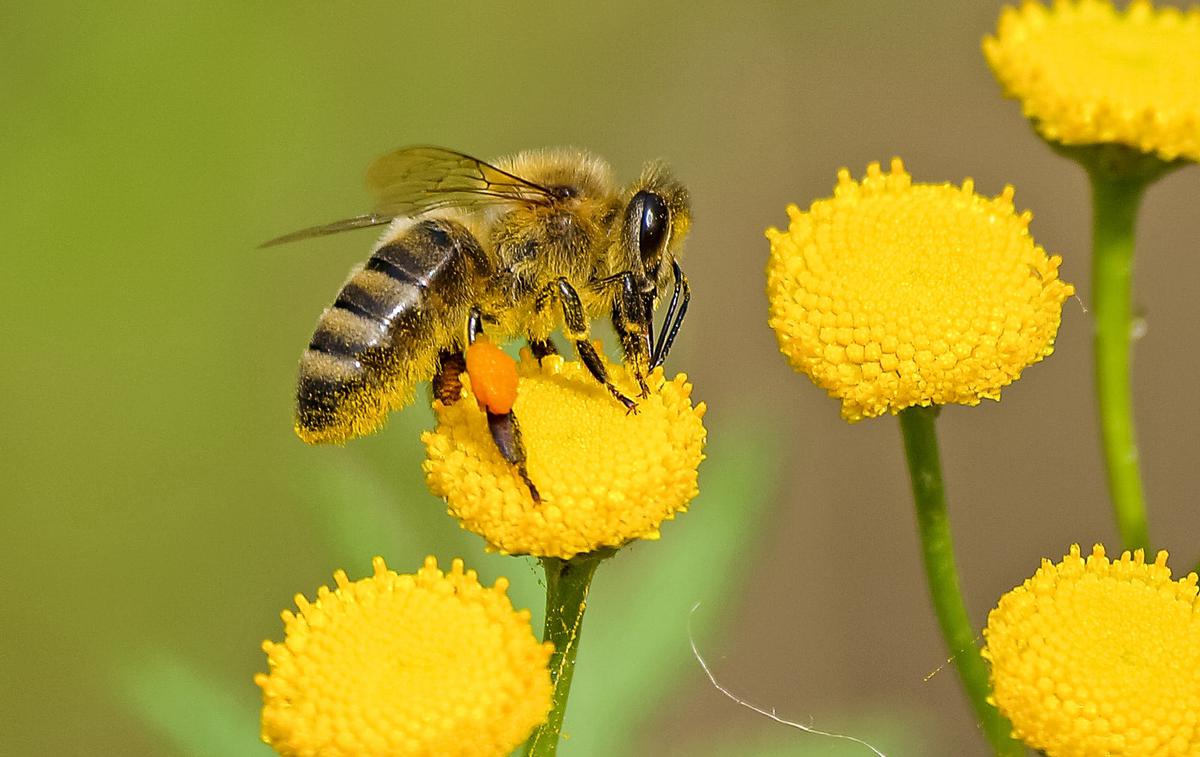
xmin=297 ymin=455 xmax=420 ymax=562
xmin=116 ymin=652 xmax=271 ymax=757
xmin=294 ymin=399 xmax=539 ymax=559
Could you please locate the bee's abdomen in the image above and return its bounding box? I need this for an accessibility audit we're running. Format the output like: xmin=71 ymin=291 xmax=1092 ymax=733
xmin=296 ymin=219 xmax=486 ymax=444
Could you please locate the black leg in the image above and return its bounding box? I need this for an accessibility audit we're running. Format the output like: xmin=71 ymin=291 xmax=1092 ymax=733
xmin=576 ymin=339 xmax=636 ymax=412
xmin=652 ymin=261 xmax=690 ymax=369
xmin=613 ymin=322 xmax=651 ymax=398
xmin=528 ymin=338 xmax=558 ymax=363
xmin=653 ymin=265 xmax=682 ymax=363
xmin=487 ymin=410 xmax=540 ymax=503
xmin=609 ymin=273 xmax=652 ymax=397
xmin=463 ymin=307 xmax=539 ymax=501
xmin=550 ymin=277 xmax=637 ymax=410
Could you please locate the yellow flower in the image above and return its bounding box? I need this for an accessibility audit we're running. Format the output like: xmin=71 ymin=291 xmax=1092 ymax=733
xmin=255 ymin=556 xmax=553 ymax=757
xmin=765 ymin=159 xmax=1073 ymax=421
xmin=983 ymin=544 xmax=1200 ymax=757
xmin=422 ymin=351 xmax=706 ymax=559
xmin=984 ymin=0 xmax=1200 ymax=163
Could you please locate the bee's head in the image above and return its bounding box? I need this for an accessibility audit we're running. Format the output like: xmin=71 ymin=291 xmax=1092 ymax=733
xmin=618 ymin=162 xmax=691 ymax=295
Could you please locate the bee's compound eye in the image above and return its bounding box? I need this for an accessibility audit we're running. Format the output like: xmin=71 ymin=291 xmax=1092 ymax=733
xmin=635 ymin=191 xmax=670 ymax=258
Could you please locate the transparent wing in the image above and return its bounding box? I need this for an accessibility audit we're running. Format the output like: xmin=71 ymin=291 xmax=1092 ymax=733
xmin=367 ymin=145 xmax=555 ymax=210
xmin=260 ymin=146 xmax=555 ymax=248
xmin=258 ymin=213 xmax=397 ymax=247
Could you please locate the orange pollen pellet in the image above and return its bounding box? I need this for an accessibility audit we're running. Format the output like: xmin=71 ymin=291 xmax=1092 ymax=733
xmin=465 ymin=338 xmax=519 ymax=414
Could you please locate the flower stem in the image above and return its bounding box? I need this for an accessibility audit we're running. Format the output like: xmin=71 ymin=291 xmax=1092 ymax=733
xmin=523 ymin=552 xmax=606 ymax=757
xmin=1088 ymin=169 xmax=1152 ymax=553
xmin=898 ymin=406 xmax=1021 ymax=757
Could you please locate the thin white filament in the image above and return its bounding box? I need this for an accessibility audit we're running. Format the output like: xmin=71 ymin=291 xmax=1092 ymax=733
xmin=688 ymin=603 xmax=887 ymax=757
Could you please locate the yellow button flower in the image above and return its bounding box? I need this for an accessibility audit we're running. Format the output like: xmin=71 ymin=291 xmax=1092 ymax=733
xmin=422 ymin=352 xmax=706 ymax=559
xmin=985 ymin=0 xmax=1200 ymax=163
xmin=983 ymin=544 xmax=1200 ymax=757
xmin=766 ymin=159 xmax=1074 ymax=421
xmin=256 ymin=556 xmax=553 ymax=757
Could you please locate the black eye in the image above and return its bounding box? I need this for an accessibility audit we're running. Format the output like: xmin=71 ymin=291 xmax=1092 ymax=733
xmin=634 ymin=191 xmax=669 ymax=257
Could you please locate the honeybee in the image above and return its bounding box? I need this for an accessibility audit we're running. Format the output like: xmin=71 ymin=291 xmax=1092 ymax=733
xmin=264 ymin=146 xmax=692 ymax=499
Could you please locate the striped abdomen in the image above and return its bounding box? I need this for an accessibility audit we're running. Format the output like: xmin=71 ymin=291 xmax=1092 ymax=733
xmin=296 ymin=219 xmax=487 ymax=443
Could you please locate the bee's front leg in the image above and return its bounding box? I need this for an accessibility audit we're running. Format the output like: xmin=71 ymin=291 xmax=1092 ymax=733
xmin=547 ymin=277 xmax=637 ymax=413
xmin=609 ymin=272 xmax=652 ymax=398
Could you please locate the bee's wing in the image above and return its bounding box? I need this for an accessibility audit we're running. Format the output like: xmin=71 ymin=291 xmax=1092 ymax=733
xmin=260 ymin=146 xmax=556 ymax=248
xmin=257 ymin=213 xmax=399 ymax=248
xmin=367 ymin=146 xmax=555 ymax=210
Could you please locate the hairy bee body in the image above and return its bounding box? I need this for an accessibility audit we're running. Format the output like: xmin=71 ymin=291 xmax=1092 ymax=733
xmin=280 ymin=147 xmax=691 ymax=446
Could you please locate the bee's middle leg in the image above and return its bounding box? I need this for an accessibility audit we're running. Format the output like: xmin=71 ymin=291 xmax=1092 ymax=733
xmin=548 ymin=277 xmax=637 ymax=412
xmin=528 ymin=337 xmax=558 ymax=363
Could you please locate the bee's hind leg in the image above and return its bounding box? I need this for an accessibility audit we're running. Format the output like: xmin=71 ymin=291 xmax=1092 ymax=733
xmin=465 ymin=306 xmax=541 ymax=502
xmin=431 ymin=349 xmax=467 ymax=405
xmin=486 ymin=409 xmax=540 ymax=503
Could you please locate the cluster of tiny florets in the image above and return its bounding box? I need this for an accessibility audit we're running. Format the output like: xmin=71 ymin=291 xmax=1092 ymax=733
xmin=423 ymin=351 xmax=706 ymax=559
xmin=256 ymin=556 xmax=553 ymax=756
xmin=983 ymin=544 xmax=1200 ymax=756
xmin=985 ymin=0 xmax=1200 ymax=162
xmin=766 ymin=158 xmax=1073 ymax=421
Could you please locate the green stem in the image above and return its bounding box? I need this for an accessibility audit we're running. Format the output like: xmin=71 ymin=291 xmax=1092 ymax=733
xmin=1089 ymin=170 xmax=1152 ymax=553
xmin=898 ymin=406 xmax=1022 ymax=757
xmin=523 ymin=552 xmax=606 ymax=757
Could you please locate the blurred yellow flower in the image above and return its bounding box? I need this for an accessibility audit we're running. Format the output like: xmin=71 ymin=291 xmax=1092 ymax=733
xmin=256 ymin=556 xmax=553 ymax=757
xmin=983 ymin=544 xmax=1200 ymax=757
xmin=766 ymin=159 xmax=1073 ymax=421
xmin=985 ymin=0 xmax=1200 ymax=163
xmin=423 ymin=351 xmax=706 ymax=559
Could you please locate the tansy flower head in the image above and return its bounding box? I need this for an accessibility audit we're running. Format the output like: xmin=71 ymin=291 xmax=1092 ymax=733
xmin=765 ymin=159 xmax=1073 ymax=421
xmin=255 ymin=556 xmax=553 ymax=757
xmin=985 ymin=0 xmax=1200 ymax=163
xmin=983 ymin=544 xmax=1200 ymax=757
xmin=422 ymin=351 xmax=706 ymax=559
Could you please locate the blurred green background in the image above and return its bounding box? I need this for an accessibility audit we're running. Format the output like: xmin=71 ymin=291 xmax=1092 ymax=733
xmin=4 ymin=2 xmax=1199 ymax=755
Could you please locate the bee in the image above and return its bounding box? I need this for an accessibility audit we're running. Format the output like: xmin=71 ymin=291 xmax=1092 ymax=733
xmin=264 ymin=146 xmax=692 ymax=499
